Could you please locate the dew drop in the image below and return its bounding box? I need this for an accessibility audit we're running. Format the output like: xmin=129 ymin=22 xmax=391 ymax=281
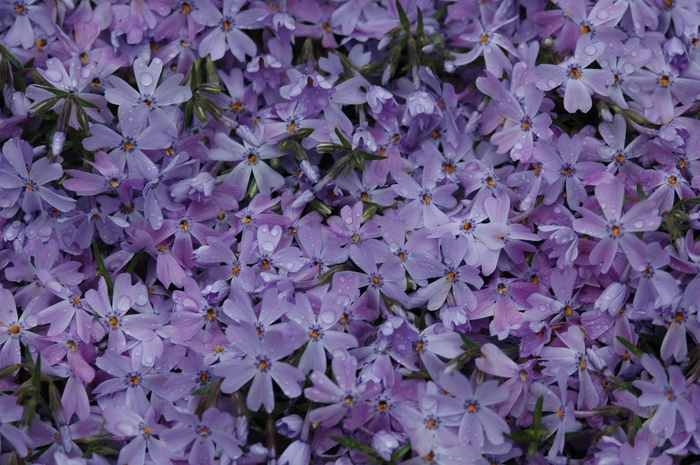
xmin=596 ymin=9 xmax=609 ymax=20
xmin=584 ymin=45 xmax=598 ymax=56
xmin=140 ymin=72 xmax=154 ymax=87
xmin=262 ymin=242 xmax=275 ymax=252
xmin=634 ymin=220 xmax=644 ymax=229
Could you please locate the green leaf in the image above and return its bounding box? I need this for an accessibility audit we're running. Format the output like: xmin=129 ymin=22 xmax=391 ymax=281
xmin=32 ymin=352 xmax=42 ymax=393
xmin=74 ymin=96 xmax=99 ymax=109
xmin=126 ymin=249 xmax=145 ymax=274
xmin=329 ymin=435 xmax=380 ymax=459
xmin=416 ymin=7 xmax=424 ymax=38
xmin=32 ymin=84 xmax=69 ymax=97
xmin=0 ymin=364 xmax=20 ymax=380
xmin=30 ymin=96 xmax=63 ymax=114
xmin=359 ymin=150 xmax=386 ymax=160
xmin=395 ymin=0 xmax=410 ymax=31
xmin=616 ymin=336 xmax=643 ymax=358
xmin=75 ymin=102 xmax=91 ymax=134
xmin=457 ymin=333 xmax=481 ymax=350
xmin=389 ymin=441 xmax=411 ymax=465
xmin=192 ymin=380 xmax=218 ymax=396
xmin=92 ymin=240 xmax=114 ymax=297
xmin=0 ymin=44 xmax=23 ymax=69
xmin=334 ymin=128 xmax=351 ymax=149
xmin=636 ymin=183 xmax=647 ymax=200
xmin=532 ymin=395 xmax=544 ymax=431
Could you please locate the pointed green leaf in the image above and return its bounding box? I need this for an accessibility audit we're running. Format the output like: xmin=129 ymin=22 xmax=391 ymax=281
xmin=615 ymin=336 xmax=643 ymax=358
xmin=395 ymin=0 xmax=410 ymax=31
xmin=330 ymin=435 xmax=380 ymax=458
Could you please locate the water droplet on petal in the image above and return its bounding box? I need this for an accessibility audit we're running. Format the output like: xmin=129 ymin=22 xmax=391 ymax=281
xmin=140 ymin=72 xmax=154 ymax=87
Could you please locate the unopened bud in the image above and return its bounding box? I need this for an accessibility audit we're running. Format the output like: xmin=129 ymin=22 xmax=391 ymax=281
xmin=52 ymin=131 xmax=65 ymax=157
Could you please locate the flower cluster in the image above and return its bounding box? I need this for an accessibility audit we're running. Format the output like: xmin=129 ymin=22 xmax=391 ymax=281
xmin=1 ymin=0 xmax=700 ymax=464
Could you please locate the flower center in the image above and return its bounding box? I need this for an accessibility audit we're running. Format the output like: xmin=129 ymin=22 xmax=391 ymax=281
xmin=309 ymin=328 xmax=321 ymax=339
xmin=109 ymin=316 xmax=119 ymax=327
xmin=479 ymin=33 xmax=490 ymax=43
xmin=659 ymin=75 xmax=671 ymax=87
xmin=579 ymin=25 xmax=590 ymax=34
xmin=425 ymin=417 xmax=437 ymax=429
xmin=377 ymin=400 xmax=388 ymax=410
xmin=8 ymin=325 xmax=20 ymax=335
xmin=497 ymin=283 xmax=507 ymax=294
xmin=611 ymin=225 xmax=621 ymax=236
xmin=485 ymin=176 xmax=496 ymax=186
xmin=181 ymin=2 xmax=192 ymax=14
xmin=446 ymin=271 xmax=456 ymax=282
xmin=179 ymin=219 xmax=190 ymax=231
xmin=561 ymin=166 xmax=573 ymax=176
xmin=360 ymin=191 xmax=370 ymax=201
xmin=569 ymin=67 xmax=582 ymax=79
xmin=248 ymin=152 xmax=258 ymax=163
xmin=79 ymin=52 xmax=89 ymax=65
xmin=668 ymin=175 xmax=677 ymax=185
xmin=615 ymin=153 xmax=624 ymax=163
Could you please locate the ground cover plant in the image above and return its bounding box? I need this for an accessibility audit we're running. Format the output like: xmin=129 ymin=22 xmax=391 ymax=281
xmin=1 ymin=0 xmax=700 ymax=463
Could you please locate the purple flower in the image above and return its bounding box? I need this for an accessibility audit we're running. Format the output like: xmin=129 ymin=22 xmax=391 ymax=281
xmin=0 ymin=396 xmax=31 ymax=457
xmin=633 ymin=354 xmax=696 ymax=438
xmin=0 ymin=137 xmax=76 ymax=213
xmin=161 ymin=407 xmax=242 ymax=465
xmin=214 ymin=321 xmax=305 ymax=412
xmin=535 ymin=36 xmax=614 ymax=113
xmin=392 ymin=158 xmax=458 ymax=230
xmin=195 ymin=0 xmax=265 ymax=61
xmin=433 ymin=370 xmax=510 ymax=449
xmin=82 ymin=105 xmax=174 ymax=179
xmin=304 ymin=349 xmax=380 ymax=429
xmin=105 ymin=57 xmax=191 ymax=126
xmin=209 ymin=125 xmax=284 ymax=198
xmin=573 ymin=179 xmax=663 ymax=273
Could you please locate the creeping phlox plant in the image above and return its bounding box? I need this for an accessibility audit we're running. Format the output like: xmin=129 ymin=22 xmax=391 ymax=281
xmin=2 ymin=0 xmax=700 ymax=463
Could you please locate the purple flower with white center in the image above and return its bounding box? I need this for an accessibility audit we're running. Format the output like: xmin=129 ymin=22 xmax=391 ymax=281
xmin=193 ymin=235 xmax=256 ymax=292
xmin=476 ymin=343 xmax=539 ymax=417
xmin=37 ymin=283 xmax=104 ymax=343
xmin=280 ymin=69 xmax=337 ymax=109
xmin=598 ymin=41 xmax=653 ymax=110
xmin=194 ymin=0 xmax=265 ymax=61
xmin=349 ymin=244 xmax=409 ymax=311
xmin=334 ymin=169 xmax=397 ymax=207
xmin=161 ymin=407 xmax=242 ymax=465
xmin=633 ymin=354 xmax=696 ymax=438
xmin=452 ymin=16 xmax=518 ymax=78
xmin=82 ymin=105 xmax=174 ymax=179
xmin=392 ymin=158 xmax=458 ymax=230
xmin=304 ymin=349 xmax=381 ymax=429
xmin=288 ymin=292 xmax=359 ymax=374
xmin=525 ymin=267 xmax=580 ymax=325
xmin=0 ymin=396 xmax=31 ymax=457
xmin=626 ymin=39 xmax=700 ymax=124
xmin=411 ymin=234 xmax=483 ymax=312
xmin=93 ymin=350 xmax=187 ymax=415
xmin=530 ymin=370 xmax=583 ymax=460
xmin=573 ymin=179 xmax=663 ymax=273
xmin=222 ymin=287 xmax=290 ymax=339
xmin=295 ymin=223 xmax=348 ymax=279
xmin=64 ymin=151 xmax=137 ymax=197
xmin=5 ymin=239 xmax=84 ymax=309
xmin=85 ymin=275 xmax=159 ymax=355
xmin=657 ymin=276 xmax=700 ymax=362
xmin=0 ymin=0 xmax=53 ymax=49
xmin=214 ymin=320 xmax=305 ymax=413
xmin=557 ymin=0 xmax=628 ymax=56
xmin=535 ymin=36 xmax=614 ymax=113
xmin=490 ymin=83 xmax=553 ymax=162
xmin=596 ymin=113 xmax=648 ymax=182
xmin=0 ymin=137 xmax=76 ymax=213
xmin=539 ymin=326 xmax=602 ymax=409
xmin=209 ymin=125 xmax=284 ymax=198
xmin=432 ymin=370 xmax=509 ymax=449
xmin=392 ymin=382 xmax=460 ymax=456
xmin=630 ymin=242 xmax=680 ymax=313
xmin=105 ymin=57 xmax=191 ymax=126
xmin=327 ymin=201 xmax=381 ymax=247
xmin=104 ymin=407 xmax=175 ymax=465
